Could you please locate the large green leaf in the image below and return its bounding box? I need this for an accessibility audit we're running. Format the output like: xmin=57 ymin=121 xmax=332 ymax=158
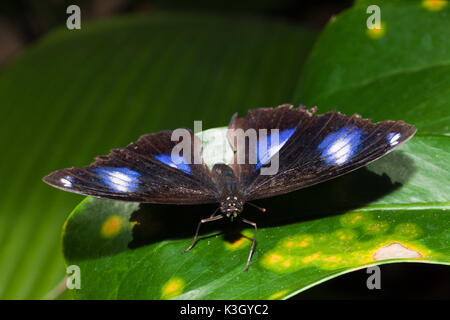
xmin=295 ymin=0 xmax=450 ymax=135
xmin=3 ymin=0 xmax=449 ymax=299
xmin=61 ymin=1 xmax=450 ymax=299
xmin=0 ymin=13 xmax=316 ymax=299
xmin=62 ymin=128 xmax=449 ymax=299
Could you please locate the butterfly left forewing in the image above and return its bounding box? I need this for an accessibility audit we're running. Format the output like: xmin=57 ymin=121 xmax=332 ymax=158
xmin=43 ymin=129 xmax=219 ymax=204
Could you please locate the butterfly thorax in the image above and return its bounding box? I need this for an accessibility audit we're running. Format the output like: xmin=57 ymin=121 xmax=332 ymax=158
xmin=211 ymin=163 xmax=244 ymax=220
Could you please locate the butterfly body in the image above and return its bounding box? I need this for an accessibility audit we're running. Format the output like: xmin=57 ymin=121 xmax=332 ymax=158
xmin=43 ymin=104 xmax=416 ymax=271
xmin=212 ymin=163 xmax=245 ymax=219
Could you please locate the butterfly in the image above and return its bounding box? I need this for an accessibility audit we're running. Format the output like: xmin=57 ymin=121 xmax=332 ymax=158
xmin=43 ymin=104 xmax=416 ymax=271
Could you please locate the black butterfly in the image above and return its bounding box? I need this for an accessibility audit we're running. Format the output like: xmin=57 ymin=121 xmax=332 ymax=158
xmin=43 ymin=105 xmax=416 ymax=271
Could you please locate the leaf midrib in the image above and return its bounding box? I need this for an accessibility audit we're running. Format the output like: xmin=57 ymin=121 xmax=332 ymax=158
xmin=356 ymin=202 xmax=450 ymax=212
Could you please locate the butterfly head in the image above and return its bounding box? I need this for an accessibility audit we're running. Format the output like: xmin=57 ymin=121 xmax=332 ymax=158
xmin=220 ymin=195 xmax=244 ymax=220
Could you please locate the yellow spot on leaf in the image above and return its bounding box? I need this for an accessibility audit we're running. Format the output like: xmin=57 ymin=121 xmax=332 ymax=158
xmin=297 ymin=235 xmax=313 ymax=247
xmin=321 ymin=255 xmax=345 ymax=269
xmin=268 ymin=290 xmax=289 ymax=300
xmin=260 ymin=223 xmax=434 ymax=274
xmin=101 ymin=215 xmax=123 ymax=238
xmin=362 ymin=221 xmax=390 ymax=235
xmin=287 ymin=234 xmax=313 ymax=247
xmin=422 ymin=0 xmax=448 ymax=11
xmin=161 ymin=277 xmax=185 ymax=299
xmin=394 ymin=223 xmax=422 ymax=239
xmin=340 ymin=211 xmax=370 ymax=227
xmin=298 ymin=241 xmax=309 ymax=247
xmin=224 ymin=229 xmax=252 ymax=250
xmin=366 ymin=22 xmax=386 ymax=39
xmin=333 ymin=229 xmax=357 ymax=242
xmin=324 ymin=255 xmax=338 ymax=262
xmin=265 ymin=253 xmax=282 ymax=265
xmin=302 ymin=252 xmax=321 ymax=263
xmin=285 ymin=241 xmax=294 ymax=248
xmin=282 ymin=259 xmax=292 ymax=268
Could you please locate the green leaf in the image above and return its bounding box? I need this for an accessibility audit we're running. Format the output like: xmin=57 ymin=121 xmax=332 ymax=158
xmin=62 ymin=129 xmax=449 ymax=299
xmin=4 ymin=0 xmax=449 ymax=299
xmin=295 ymin=0 xmax=450 ymax=135
xmin=61 ymin=1 xmax=450 ymax=299
xmin=0 ymin=13 xmax=316 ymax=299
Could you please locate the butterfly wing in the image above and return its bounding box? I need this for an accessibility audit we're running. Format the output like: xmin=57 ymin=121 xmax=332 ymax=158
xmin=43 ymin=129 xmax=219 ymax=204
xmin=227 ymin=104 xmax=308 ymax=186
xmin=228 ymin=104 xmax=416 ymax=201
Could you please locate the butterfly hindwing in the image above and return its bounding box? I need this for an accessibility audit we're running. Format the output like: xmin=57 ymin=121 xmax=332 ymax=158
xmin=43 ymin=129 xmax=219 ymax=204
xmin=228 ymin=105 xmax=416 ymax=200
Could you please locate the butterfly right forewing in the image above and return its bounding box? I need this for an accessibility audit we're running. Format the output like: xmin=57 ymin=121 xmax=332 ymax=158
xmin=227 ymin=105 xmax=416 ymax=201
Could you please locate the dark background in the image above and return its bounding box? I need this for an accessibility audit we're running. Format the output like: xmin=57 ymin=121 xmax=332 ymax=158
xmin=0 ymin=0 xmax=447 ymax=300
xmin=0 ymin=0 xmax=352 ymax=69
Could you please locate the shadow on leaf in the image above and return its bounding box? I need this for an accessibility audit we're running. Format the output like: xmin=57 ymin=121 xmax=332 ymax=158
xmin=130 ymin=150 xmax=416 ymax=249
xmin=62 ymin=150 xmax=416 ymax=261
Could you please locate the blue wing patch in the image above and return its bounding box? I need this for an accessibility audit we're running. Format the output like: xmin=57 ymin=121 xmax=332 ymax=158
xmin=255 ymin=127 xmax=296 ymax=170
xmin=317 ymin=126 xmax=364 ymax=166
xmin=90 ymin=167 xmax=142 ymax=192
xmin=154 ymin=154 xmax=192 ymax=175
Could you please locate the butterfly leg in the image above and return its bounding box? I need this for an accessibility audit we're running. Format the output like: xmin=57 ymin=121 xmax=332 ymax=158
xmin=181 ymin=214 xmax=223 ymax=255
xmin=241 ymin=218 xmax=257 ymax=272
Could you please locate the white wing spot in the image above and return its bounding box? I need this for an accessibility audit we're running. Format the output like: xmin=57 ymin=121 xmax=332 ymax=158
xmin=387 ymin=132 xmax=401 ymax=146
xmin=60 ymin=177 xmax=72 ymax=187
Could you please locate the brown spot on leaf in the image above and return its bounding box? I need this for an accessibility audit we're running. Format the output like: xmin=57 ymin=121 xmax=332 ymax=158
xmin=373 ymin=242 xmax=422 ymax=261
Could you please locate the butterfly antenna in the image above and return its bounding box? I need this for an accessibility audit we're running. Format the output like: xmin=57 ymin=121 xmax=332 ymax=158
xmin=247 ymin=202 xmax=266 ymax=213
